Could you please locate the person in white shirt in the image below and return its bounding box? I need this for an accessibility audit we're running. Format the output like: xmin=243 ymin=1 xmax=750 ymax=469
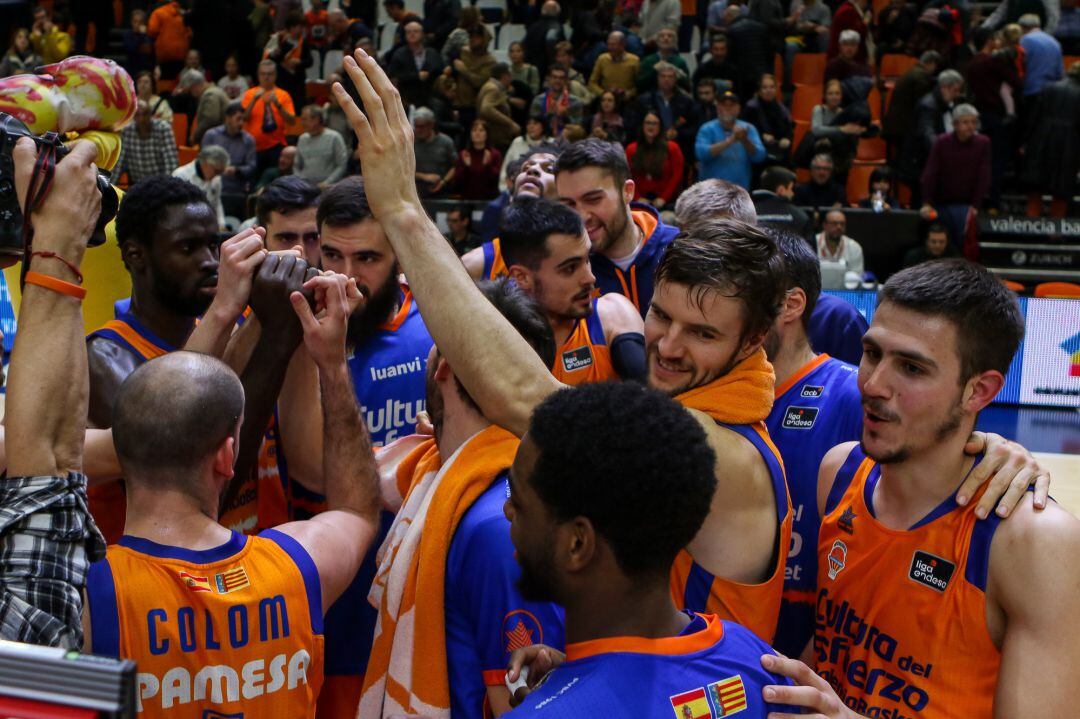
xmin=172 ymin=145 xmax=229 ymax=229
xmin=815 ymin=209 xmax=864 ymax=288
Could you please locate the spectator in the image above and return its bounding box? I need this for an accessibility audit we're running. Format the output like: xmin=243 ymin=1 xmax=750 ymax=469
xmin=742 ymin=73 xmax=793 ymax=162
xmin=423 ymin=0 xmax=460 ymax=50
xmin=523 ymin=1 xmax=564 ymax=76
xmin=456 ymin=119 xmax=504 ymax=199
xmin=920 ymin=104 xmax=991 ymax=248
xmin=794 ymin=152 xmax=847 ymax=208
xmin=431 ymin=74 xmax=464 ymax=142
xmin=0 ymin=27 xmax=42 ymax=77
xmin=120 ymin=9 xmax=155 ymax=78
xmin=591 ymin=90 xmax=628 ymax=143
xmin=134 ymin=71 xmax=174 ymax=124
xmin=588 ymin=31 xmax=641 ymax=100
xmin=114 ymin=100 xmax=180 ymax=184
xmin=183 ymin=48 xmax=207 ymax=79
xmin=241 ymin=59 xmax=297 ymax=175
xmin=501 ymin=117 xmax=550 ymax=183
xmin=641 ymin=0 xmax=682 ymax=41
xmin=478 ymin=159 xmax=518 ymax=242
xmin=147 ymin=0 xmax=191 ymax=79
xmin=326 ymin=8 xmax=372 ymax=51
xmin=785 ymin=0 xmax=832 ymax=61
xmin=561 ymin=122 xmax=588 ymax=143
xmin=707 ymin=0 xmax=748 ymax=35
xmin=753 ymin=165 xmax=814 ymax=238
xmin=263 ymin=10 xmax=312 ymax=109
xmin=983 ymin=0 xmax=1061 ymax=33
xmin=530 ymin=65 xmax=585 ymax=137
xmin=626 ymin=111 xmax=686 ymax=208
xmin=875 ymin=0 xmax=918 ymax=55
xmin=806 ymin=79 xmax=865 ymax=172
xmin=901 ymin=69 xmax=964 ymax=189
xmin=694 ymin=77 xmax=720 ymax=125
xmin=615 ymin=11 xmax=650 ymax=59
xmin=827 ymin=0 xmax=870 ymax=62
xmin=882 ymin=50 xmax=942 ymax=146
xmin=382 ymin=0 xmax=423 ymax=58
xmin=552 ymin=40 xmax=593 ymax=102
xmin=815 ymin=209 xmax=865 ymax=287
xmin=966 ymin=30 xmax=1019 ymax=210
xmin=305 ymin=0 xmax=330 ymax=50
xmin=636 ymin=62 xmax=699 ymax=157
xmin=413 ymin=106 xmax=458 ymax=197
xmin=177 ymin=69 xmax=230 ymax=144
xmin=903 ymin=223 xmax=958 ymax=267
xmin=387 ymin=19 xmax=444 ymax=109
xmin=1021 ymin=62 xmax=1080 ymax=217
xmin=725 ymin=6 xmax=773 ymax=99
xmin=1057 ymin=0 xmax=1079 ymax=53
xmin=856 ymin=166 xmax=901 ymax=209
xmin=509 ymin=41 xmax=540 ymax=94
xmin=29 ymin=5 xmax=70 ymax=65
xmin=750 ymin=0 xmax=788 ymax=63
xmin=692 ymin=34 xmax=739 ymax=90
xmin=695 ymin=89 xmax=766 ymax=189
xmin=444 ymin=204 xmax=482 ymax=253
xmin=442 ymin=5 xmax=481 ymax=61
xmin=672 ymin=178 xmax=758 ymax=228
xmin=453 ymin=25 xmax=495 ymax=123
xmin=256 ymin=144 xmax=297 ymax=189
xmin=1019 ymin=13 xmax=1065 ymax=98
xmin=249 ymin=1 xmax=274 ymax=66
xmin=294 ymin=104 xmax=349 ymax=187
xmin=202 ymin=101 xmax=257 ymax=218
xmin=478 ymin=62 xmax=521 ymax=151
xmin=172 ymin=145 xmax=229 ymax=229
xmin=217 ymin=55 xmax=251 ymax=100
xmin=824 ymin=29 xmax=873 ymax=83
xmin=637 ymin=27 xmax=691 ymax=94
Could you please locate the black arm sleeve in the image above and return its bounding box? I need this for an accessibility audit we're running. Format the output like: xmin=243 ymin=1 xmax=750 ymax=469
xmin=610 ymin=332 xmax=647 ymax=383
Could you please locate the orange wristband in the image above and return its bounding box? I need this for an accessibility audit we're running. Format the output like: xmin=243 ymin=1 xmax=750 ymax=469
xmin=24 ymin=271 xmax=87 ymax=300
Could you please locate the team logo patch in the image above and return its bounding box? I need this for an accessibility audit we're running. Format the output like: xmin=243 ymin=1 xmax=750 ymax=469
xmin=908 ymin=551 xmax=955 ymax=593
xmin=782 ymin=406 xmax=819 ymax=430
xmin=561 ymin=346 xmax=594 ymax=372
xmin=503 ymin=610 xmax=543 ymax=654
xmin=827 ymin=539 xmax=847 ymax=580
xmin=203 ymin=712 xmax=243 ymax=719
xmin=214 ymin=566 xmax=251 ymax=594
xmin=838 ymin=507 xmax=857 ymax=535
xmin=669 ymin=686 xmax=712 ymax=719
xmin=707 ymin=675 xmax=747 ymax=716
xmin=179 ymin=571 xmax=212 ymax=593
xmin=800 ymin=385 xmax=824 ymax=398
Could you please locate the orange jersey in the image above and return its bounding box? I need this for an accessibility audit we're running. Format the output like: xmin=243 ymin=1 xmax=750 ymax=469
xmin=814 ymin=445 xmax=1001 ymax=719
xmin=86 ymin=530 xmax=324 ymax=717
xmin=670 ymin=421 xmax=791 ymax=643
xmin=480 ymin=238 xmax=508 ymax=280
xmin=551 ymin=298 xmax=617 ymax=385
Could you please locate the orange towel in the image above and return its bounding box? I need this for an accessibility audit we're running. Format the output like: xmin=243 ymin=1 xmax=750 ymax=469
xmin=676 ymin=348 xmax=775 ymax=424
xmin=359 ymin=425 xmax=520 ymax=719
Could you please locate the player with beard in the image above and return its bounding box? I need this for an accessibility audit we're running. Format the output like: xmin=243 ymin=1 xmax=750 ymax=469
xmin=500 ymin=197 xmax=646 ymax=385
xmin=462 ymin=146 xmax=561 ymax=281
xmin=758 ymin=259 xmax=1080 ymax=719
xmin=309 ymin=175 xmax=435 ymax=718
xmin=554 ymin=139 xmax=680 ymax=317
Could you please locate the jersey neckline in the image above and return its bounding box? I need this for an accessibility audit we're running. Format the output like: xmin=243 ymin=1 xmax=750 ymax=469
xmin=117 ymin=530 xmax=248 ymax=564
xmin=565 ymin=612 xmax=723 ymax=662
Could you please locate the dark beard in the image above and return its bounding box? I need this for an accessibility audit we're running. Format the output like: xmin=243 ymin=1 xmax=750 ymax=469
xmin=151 ymin=266 xmax=215 ymax=318
xmin=516 ymin=542 xmax=561 ymax=603
xmin=346 ymin=271 xmax=402 ymax=347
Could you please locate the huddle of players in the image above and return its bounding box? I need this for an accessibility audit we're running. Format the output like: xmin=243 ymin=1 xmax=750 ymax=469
xmin=24 ymin=49 xmax=1076 ymax=719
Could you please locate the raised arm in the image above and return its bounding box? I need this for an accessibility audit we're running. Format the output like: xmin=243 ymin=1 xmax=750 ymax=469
xmin=332 ymin=50 xmax=560 ymax=437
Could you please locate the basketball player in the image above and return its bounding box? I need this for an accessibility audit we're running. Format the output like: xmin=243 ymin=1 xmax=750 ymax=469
xmin=333 ymin=52 xmax=790 ymax=644
xmin=257 ymin=175 xmax=322 ymax=262
xmin=673 ymin=178 xmax=758 ymax=229
xmin=84 ymin=273 xmax=385 ymax=719
xmin=500 ymin=197 xmax=645 ymax=385
xmin=462 ymin=146 xmax=562 ymax=281
xmin=761 ymin=259 xmax=1080 ymax=718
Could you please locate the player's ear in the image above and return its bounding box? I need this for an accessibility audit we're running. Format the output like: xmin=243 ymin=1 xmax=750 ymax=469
xmin=508 ymin=264 xmax=533 ymax=292
xmin=212 ymin=436 xmax=236 ymax=481
xmin=562 ymin=516 xmax=597 ymax=573
xmin=782 ymin=288 xmax=806 ymax=326
xmin=120 ymin=239 xmax=147 ymax=273
xmin=962 ymin=370 xmax=1005 ymax=414
xmin=433 ymin=355 xmax=453 ymax=383
xmin=622 ymin=178 xmax=635 ymax=205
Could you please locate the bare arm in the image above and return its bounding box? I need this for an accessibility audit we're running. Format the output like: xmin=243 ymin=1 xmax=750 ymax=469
xmin=461 ymin=245 xmax=487 ymax=280
xmin=85 ymin=339 xmax=140 ymax=429
xmin=332 ymin=50 xmax=560 ymax=437
xmin=817 ymin=441 xmax=858 ymax=521
xmin=276 ymin=345 xmax=324 ymax=493
xmin=597 ymin=292 xmax=644 ymax=343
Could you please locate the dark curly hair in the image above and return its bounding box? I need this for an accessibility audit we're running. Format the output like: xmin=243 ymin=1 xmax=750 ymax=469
xmin=527 ymin=382 xmax=716 ymax=578
xmin=115 ymin=175 xmax=210 ymax=248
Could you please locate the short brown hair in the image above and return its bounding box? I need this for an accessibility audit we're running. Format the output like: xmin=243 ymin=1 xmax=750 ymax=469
xmin=654 ymin=219 xmax=785 ymax=344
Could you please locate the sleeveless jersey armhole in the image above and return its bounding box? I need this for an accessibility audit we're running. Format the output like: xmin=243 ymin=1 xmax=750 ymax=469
xmin=824 ymin=445 xmax=867 ymax=516
xmin=86 ymin=558 xmax=121 ymax=657
xmin=260 ymin=529 xmax=324 ymax=634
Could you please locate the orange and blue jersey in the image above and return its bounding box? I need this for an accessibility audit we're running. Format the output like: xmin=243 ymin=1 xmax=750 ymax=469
xmin=480 ymin=238 xmax=508 ymax=280
xmin=85 ymin=530 xmax=324 ymax=717
xmin=670 ymin=421 xmax=791 ymax=644
xmin=815 ymin=446 xmax=1002 ymax=719
xmin=590 ymin=203 xmax=679 ymax=318
xmin=766 ymin=354 xmax=862 ymax=657
xmin=445 ymin=472 xmax=565 ymax=719
xmin=551 ymin=298 xmax=617 ymax=386
xmin=504 ymin=613 xmax=795 ymax=718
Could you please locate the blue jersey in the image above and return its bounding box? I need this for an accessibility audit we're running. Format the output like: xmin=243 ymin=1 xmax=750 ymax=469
xmin=323 ymin=289 xmax=434 ymax=679
xmin=766 ymin=355 xmax=862 ymax=657
xmin=807 ymin=294 xmax=868 ymax=367
xmin=590 ymin=203 xmax=679 ymax=318
xmin=506 ymin=614 xmax=794 ymax=718
xmin=445 ymin=473 xmax=565 ymax=719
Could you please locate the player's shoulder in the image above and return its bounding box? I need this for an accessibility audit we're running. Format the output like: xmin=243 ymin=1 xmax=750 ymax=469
xmin=992 ymin=498 xmax=1080 ymax=563
xmin=817 ymin=441 xmax=861 ymax=515
xmin=448 ymin=477 xmax=513 ymax=568
xmin=596 ymin=292 xmax=644 ymax=337
xmin=461 ymin=244 xmax=487 ymax=280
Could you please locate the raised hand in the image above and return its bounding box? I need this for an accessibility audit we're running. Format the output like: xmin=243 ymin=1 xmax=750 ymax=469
xmin=250 ymin=253 xmax=316 ymax=346
xmin=213 ymin=228 xmax=271 ymax=316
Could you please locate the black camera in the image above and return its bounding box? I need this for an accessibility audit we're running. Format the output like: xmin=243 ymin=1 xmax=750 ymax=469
xmin=0 ymin=111 xmax=118 ymax=262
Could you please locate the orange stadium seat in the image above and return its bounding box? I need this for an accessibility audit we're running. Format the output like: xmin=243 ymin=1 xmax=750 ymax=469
xmin=171 ymin=114 xmax=189 ymax=147
xmin=796 ymin=168 xmax=811 ymax=183
xmin=773 ymin=55 xmax=784 ymax=87
xmin=846 ymin=164 xmax=877 ymax=204
xmin=306 ymin=80 xmax=331 ymax=104
xmin=880 ymin=54 xmax=917 ymax=84
xmin=793 ymin=120 xmax=810 ymax=154
xmin=855 ymin=136 xmax=887 ymax=164
xmin=1065 ymin=55 xmax=1079 ymax=69
xmin=867 ymin=86 xmax=882 ymax=121
xmin=1034 ymin=282 xmax=1080 ymax=298
xmin=792 ymin=85 xmax=822 ymax=122
xmin=178 ymin=145 xmax=199 ymax=165
xmin=791 ymin=53 xmax=826 ymax=86
xmin=1001 ymin=280 xmax=1025 ymax=293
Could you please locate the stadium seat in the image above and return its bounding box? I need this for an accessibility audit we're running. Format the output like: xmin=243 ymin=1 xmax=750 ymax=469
xmin=1034 ymin=282 xmax=1080 ymax=298
xmin=1002 ymin=280 xmax=1025 ymax=293
xmin=1065 ymin=55 xmax=1079 ymax=69
xmin=867 ymin=86 xmax=882 ymax=121
xmin=793 ymin=120 xmax=810 ymax=153
xmin=284 ymin=115 xmax=304 ymax=138
xmin=491 ymin=49 xmax=509 ymax=64
xmin=796 ymin=168 xmax=811 ymax=183
xmin=306 ymin=50 xmax=321 ymax=81
xmin=682 ymin=52 xmax=698 ymax=77
xmin=897 ymin=182 xmax=912 ymax=208
xmin=791 ymin=53 xmax=826 ymax=86
xmin=846 ymin=164 xmax=877 ymax=204
xmin=773 ymin=55 xmax=783 ymax=87
xmin=485 ymin=23 xmax=499 ymax=46
xmin=879 ymin=54 xmax=917 ymax=83
xmin=855 ymin=136 xmax=887 ymax=164
xmin=791 ymin=84 xmax=822 ymax=122
xmin=306 ymin=80 xmax=331 ymax=103
xmin=323 ymin=49 xmax=344 ymax=80
xmin=498 ymin=23 xmax=525 ymax=50
xmin=378 ymin=23 xmax=394 ymax=55
xmin=171 ymin=114 xmax=189 ymax=146
xmin=178 ymin=145 xmax=198 ymax=165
